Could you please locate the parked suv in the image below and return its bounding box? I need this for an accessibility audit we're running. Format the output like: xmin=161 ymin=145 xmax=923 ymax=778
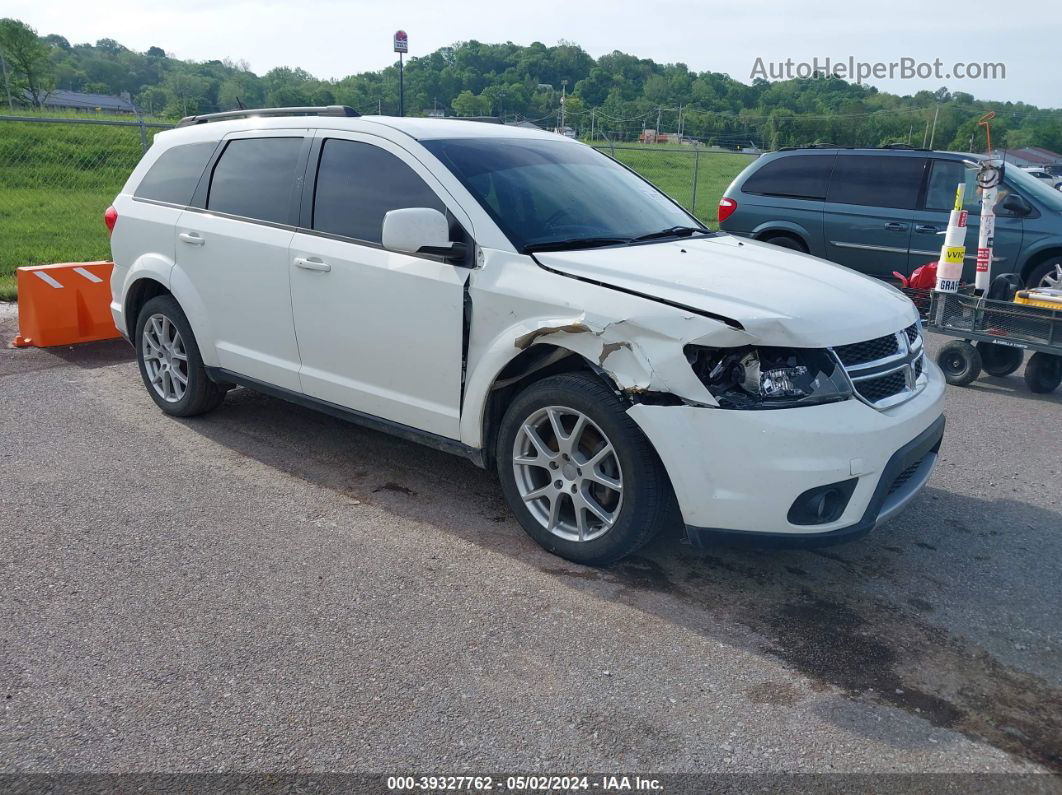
xmin=719 ymin=147 xmax=1062 ymax=290
xmin=108 ymin=107 xmax=944 ymax=565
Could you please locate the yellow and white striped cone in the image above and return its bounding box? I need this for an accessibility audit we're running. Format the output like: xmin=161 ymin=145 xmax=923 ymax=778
xmin=934 ymin=183 xmax=968 ymax=294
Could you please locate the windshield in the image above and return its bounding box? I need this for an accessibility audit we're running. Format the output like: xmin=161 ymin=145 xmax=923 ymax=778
xmin=422 ymin=137 xmax=706 ymax=252
xmin=1005 ymin=164 xmax=1062 ymax=212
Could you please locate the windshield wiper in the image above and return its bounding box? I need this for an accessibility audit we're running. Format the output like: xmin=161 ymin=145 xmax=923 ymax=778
xmin=524 ymin=236 xmax=630 ymax=253
xmin=628 ymin=225 xmax=710 ymax=243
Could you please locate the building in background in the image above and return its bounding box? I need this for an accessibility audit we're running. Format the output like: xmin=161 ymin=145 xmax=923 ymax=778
xmin=27 ymin=89 xmax=136 ymax=114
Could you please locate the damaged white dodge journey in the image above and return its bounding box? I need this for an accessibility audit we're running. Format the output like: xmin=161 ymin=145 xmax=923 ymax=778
xmin=108 ymin=106 xmax=945 ymax=565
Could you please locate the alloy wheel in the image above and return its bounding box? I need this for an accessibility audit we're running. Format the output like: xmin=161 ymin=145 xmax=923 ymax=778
xmin=142 ymin=313 xmax=188 ymax=403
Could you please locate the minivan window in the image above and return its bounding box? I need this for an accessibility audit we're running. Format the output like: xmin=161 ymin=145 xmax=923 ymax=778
xmin=741 ymin=155 xmax=829 ymax=199
xmin=207 ymin=137 xmax=303 ymax=224
xmin=827 ymin=155 xmax=925 ymax=209
xmin=312 ymin=139 xmax=445 ymax=244
xmin=925 ymin=159 xmax=982 ymax=212
xmin=134 ymin=142 xmax=216 ymax=205
xmin=422 ymin=137 xmax=700 ymax=252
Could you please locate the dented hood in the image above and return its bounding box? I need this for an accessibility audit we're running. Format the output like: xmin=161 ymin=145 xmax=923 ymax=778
xmin=535 ymin=234 xmax=918 ymax=347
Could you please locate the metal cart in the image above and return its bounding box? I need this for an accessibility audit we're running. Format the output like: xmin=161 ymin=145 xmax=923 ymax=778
xmin=906 ymin=288 xmax=1062 ymax=394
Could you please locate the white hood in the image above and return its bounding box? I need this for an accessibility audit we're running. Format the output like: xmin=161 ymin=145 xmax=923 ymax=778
xmin=535 ymin=234 xmax=919 ymax=348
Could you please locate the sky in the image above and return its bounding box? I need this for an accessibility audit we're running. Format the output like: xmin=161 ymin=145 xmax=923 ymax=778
xmin=9 ymin=0 xmax=1061 ymax=108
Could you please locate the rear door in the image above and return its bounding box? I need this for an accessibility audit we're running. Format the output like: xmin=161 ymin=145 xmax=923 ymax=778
xmin=174 ymin=131 xmax=308 ymax=391
xmin=730 ymin=153 xmax=831 ymax=254
xmin=823 ymin=154 xmax=926 ymax=279
xmin=908 ymin=158 xmax=1024 ymax=281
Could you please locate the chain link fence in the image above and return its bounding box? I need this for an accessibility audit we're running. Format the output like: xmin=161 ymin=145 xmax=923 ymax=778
xmin=0 ymin=116 xmax=757 ymax=300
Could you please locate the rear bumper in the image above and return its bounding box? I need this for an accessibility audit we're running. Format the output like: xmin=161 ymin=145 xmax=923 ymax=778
xmin=626 ymin=362 xmax=946 ymax=543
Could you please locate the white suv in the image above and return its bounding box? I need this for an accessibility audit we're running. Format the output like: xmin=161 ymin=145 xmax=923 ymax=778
xmin=108 ymin=106 xmax=945 ymax=565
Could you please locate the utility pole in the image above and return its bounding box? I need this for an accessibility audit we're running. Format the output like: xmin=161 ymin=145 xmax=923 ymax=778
xmin=922 ymin=119 xmax=930 ymax=149
xmin=656 ymin=106 xmax=662 ymax=140
xmin=590 ymin=108 xmax=595 ymax=142
xmin=559 ymin=79 xmax=568 ymax=132
xmin=929 ymin=105 xmax=940 ymax=149
xmin=0 ymin=53 xmax=12 ymax=110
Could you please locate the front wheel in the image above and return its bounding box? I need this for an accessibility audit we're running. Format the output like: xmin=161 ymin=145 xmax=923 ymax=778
xmin=496 ymin=373 xmax=676 ymax=566
xmin=1027 ymin=259 xmax=1062 ymax=290
xmin=1024 ymin=352 xmax=1062 ymax=394
xmin=937 ymin=340 xmax=982 ymax=386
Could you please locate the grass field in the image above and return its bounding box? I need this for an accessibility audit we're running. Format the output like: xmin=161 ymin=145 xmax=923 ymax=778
xmin=0 ymin=121 xmax=754 ymax=301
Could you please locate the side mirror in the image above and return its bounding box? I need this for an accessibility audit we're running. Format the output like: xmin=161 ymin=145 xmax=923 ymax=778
xmin=1000 ymin=193 xmax=1031 ymax=216
xmin=382 ymin=207 xmax=467 ymax=261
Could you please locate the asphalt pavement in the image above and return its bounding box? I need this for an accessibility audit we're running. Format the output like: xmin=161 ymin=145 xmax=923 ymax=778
xmin=1 ymin=302 xmax=1060 ymax=778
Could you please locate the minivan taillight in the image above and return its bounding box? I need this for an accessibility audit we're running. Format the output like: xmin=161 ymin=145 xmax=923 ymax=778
xmin=718 ymin=197 xmax=737 ymax=224
xmin=104 ymin=206 xmax=118 ymax=236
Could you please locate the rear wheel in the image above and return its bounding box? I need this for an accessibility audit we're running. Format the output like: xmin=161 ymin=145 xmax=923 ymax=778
xmin=496 ymin=373 xmax=675 ymax=566
xmin=977 ymin=342 xmax=1024 ymax=378
xmin=1024 ymin=352 xmax=1062 ymax=394
xmin=762 ymin=234 xmax=806 ymax=253
xmin=1027 ymin=259 xmax=1062 ymax=290
xmin=937 ymin=340 xmax=982 ymax=386
xmin=135 ymin=295 xmax=226 ymax=417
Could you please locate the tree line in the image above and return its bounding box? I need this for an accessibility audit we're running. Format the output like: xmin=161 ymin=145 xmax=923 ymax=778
xmin=1 ymin=17 xmax=1060 ymax=153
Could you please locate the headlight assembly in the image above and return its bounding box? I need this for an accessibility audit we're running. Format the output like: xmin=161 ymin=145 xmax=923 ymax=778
xmin=685 ymin=345 xmax=853 ymax=409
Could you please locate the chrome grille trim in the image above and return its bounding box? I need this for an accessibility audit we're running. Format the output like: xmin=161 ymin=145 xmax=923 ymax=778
xmin=830 ymin=324 xmax=927 ymax=410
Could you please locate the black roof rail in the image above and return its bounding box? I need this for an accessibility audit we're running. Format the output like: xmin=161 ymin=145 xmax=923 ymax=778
xmin=176 ymin=105 xmax=360 ymax=128
xmin=880 ymin=143 xmax=929 ymax=151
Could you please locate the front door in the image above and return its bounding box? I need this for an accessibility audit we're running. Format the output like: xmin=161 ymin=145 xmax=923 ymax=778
xmin=907 ymin=158 xmax=1024 ymax=282
xmin=822 ymin=154 xmax=927 ymax=279
xmin=288 ymin=133 xmax=472 ymax=439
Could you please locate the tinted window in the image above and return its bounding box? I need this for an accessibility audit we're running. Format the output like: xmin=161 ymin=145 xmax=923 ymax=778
xmin=313 ymin=139 xmax=445 ymax=243
xmin=422 ymin=137 xmax=701 ymax=252
xmin=925 ymin=159 xmax=982 ymax=212
xmin=742 ymin=155 xmax=830 ymax=199
xmin=827 ymin=155 xmax=925 ymax=209
xmin=134 ymin=142 xmax=216 ymax=205
xmin=207 ymin=138 xmax=302 ymax=224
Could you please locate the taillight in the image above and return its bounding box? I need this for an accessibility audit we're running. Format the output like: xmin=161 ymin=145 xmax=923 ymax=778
xmin=718 ymin=197 xmax=737 ymax=224
xmin=104 ymin=206 xmax=118 ymax=236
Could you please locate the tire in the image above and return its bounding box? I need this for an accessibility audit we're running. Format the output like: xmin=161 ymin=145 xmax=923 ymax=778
xmin=762 ymin=234 xmax=806 ymax=253
xmin=1023 ymin=352 xmax=1062 ymax=394
xmin=936 ymin=340 xmax=982 ymax=386
xmin=977 ymin=342 xmax=1024 ymax=378
xmin=1026 ymin=259 xmax=1062 ymax=290
xmin=135 ymin=295 xmax=226 ymax=417
xmin=496 ymin=373 xmax=675 ymax=566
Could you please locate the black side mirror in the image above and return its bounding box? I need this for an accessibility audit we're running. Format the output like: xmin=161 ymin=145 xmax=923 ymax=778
xmin=1000 ymin=194 xmax=1032 ymax=216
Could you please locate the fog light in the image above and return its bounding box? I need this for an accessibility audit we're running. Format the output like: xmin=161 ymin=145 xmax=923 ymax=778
xmin=787 ymin=478 xmax=858 ymax=525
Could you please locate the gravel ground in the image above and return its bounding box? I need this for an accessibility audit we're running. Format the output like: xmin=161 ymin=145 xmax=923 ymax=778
xmin=1 ymin=301 xmax=1060 ymax=777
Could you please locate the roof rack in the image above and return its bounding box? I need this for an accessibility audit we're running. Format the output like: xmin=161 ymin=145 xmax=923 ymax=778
xmin=176 ymin=105 xmax=360 ymax=128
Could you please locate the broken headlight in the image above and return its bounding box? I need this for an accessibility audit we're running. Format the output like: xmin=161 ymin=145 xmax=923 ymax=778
xmin=684 ymin=345 xmax=853 ymax=409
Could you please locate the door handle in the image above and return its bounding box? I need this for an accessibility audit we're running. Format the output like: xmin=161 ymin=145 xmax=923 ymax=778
xmin=294 ymin=256 xmax=331 ymax=272
xmin=884 ymin=222 xmax=908 ymax=232
xmin=178 ymin=232 xmax=204 ymax=246
xmin=914 ymin=224 xmax=939 ymax=234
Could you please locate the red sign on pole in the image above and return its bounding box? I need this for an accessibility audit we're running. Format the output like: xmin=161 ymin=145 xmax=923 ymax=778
xmin=394 ymin=30 xmax=408 ymax=54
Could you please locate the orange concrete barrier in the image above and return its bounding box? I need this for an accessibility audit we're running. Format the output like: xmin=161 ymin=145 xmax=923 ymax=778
xmin=12 ymin=261 xmax=121 ymax=348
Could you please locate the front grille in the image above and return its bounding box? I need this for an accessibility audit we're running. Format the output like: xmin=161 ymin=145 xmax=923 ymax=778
xmin=832 ymin=324 xmax=925 ymax=409
xmin=834 ymin=333 xmax=900 ymax=367
xmin=856 ymin=369 xmax=908 ymax=403
xmin=887 ymin=457 xmax=924 ymax=496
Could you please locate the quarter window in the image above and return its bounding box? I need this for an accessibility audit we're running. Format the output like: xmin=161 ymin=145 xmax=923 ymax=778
xmin=312 ymin=139 xmax=445 ymax=244
xmin=207 ymin=137 xmax=303 ymax=224
xmin=827 ymin=155 xmax=925 ymax=209
xmin=134 ymin=142 xmax=216 ymax=205
xmin=741 ymin=155 xmax=830 ymax=199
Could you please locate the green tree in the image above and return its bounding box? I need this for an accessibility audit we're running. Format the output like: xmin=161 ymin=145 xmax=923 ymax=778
xmin=451 ymin=89 xmax=490 ymax=117
xmin=0 ymin=18 xmax=54 ymax=106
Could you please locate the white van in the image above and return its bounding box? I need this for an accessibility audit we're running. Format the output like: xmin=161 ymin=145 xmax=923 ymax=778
xmin=107 ymin=106 xmax=945 ymax=565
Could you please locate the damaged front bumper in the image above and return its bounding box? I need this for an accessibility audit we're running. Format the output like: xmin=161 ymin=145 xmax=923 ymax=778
xmin=626 ymin=365 xmax=946 ymax=546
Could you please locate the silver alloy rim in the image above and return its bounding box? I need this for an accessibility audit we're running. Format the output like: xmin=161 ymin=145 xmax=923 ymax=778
xmin=1039 ymin=263 xmax=1062 ymax=290
xmin=512 ymin=406 xmax=623 ymax=543
xmin=142 ymin=313 xmax=188 ymax=403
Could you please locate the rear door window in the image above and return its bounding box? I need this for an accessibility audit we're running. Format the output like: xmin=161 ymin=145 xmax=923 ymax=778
xmin=741 ymin=155 xmax=830 ymax=199
xmin=827 ymin=155 xmax=925 ymax=209
xmin=925 ymin=159 xmax=983 ymax=212
xmin=207 ymin=137 xmax=303 ymax=224
xmin=312 ymin=139 xmax=445 ymax=244
xmin=134 ymin=142 xmax=216 ymax=205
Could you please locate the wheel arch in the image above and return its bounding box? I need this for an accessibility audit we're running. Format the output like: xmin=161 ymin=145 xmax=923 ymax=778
xmin=750 ymin=222 xmax=810 ymax=252
xmin=1019 ymin=246 xmax=1062 ymax=285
